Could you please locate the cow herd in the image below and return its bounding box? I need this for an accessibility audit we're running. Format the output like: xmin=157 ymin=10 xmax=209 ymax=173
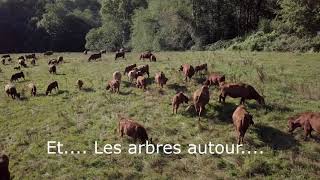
xmin=1 ymin=50 xmax=320 ymax=179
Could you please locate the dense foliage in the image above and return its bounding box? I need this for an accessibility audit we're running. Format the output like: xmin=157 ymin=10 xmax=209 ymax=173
xmin=0 ymin=0 xmax=319 ymax=52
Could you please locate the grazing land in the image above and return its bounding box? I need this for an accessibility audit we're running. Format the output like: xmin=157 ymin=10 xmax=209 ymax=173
xmin=0 ymin=51 xmax=320 ymax=179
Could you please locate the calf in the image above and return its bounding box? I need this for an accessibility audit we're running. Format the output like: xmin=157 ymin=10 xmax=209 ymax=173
xmin=139 ymin=52 xmax=153 ymax=61
xmin=46 ymin=81 xmax=59 ymax=95
xmin=77 ymin=80 xmax=84 ymax=90
xmin=124 ymin=64 xmax=136 ymax=75
xmin=155 ymin=72 xmax=168 ymax=88
xmin=28 ymin=83 xmax=37 ymax=96
xmin=204 ymin=73 xmax=225 ymax=87
xmin=25 ymin=53 xmax=36 ymax=59
xmin=19 ymin=59 xmax=27 ymax=68
xmin=115 ymin=51 xmax=125 ymax=60
xmin=219 ymin=83 xmax=265 ymax=105
xmin=232 ymin=105 xmax=254 ymax=144
xmin=136 ymin=64 xmax=150 ymax=77
xmin=113 ymin=71 xmax=122 ymax=82
xmin=288 ymin=112 xmax=320 ymax=140
xmin=119 ymin=118 xmax=151 ymax=143
xmin=172 ymin=92 xmax=189 ymax=114
xmin=179 ymin=64 xmax=195 ymax=82
xmin=49 ymin=65 xmax=57 ymax=74
xmin=44 ymin=51 xmax=53 ymax=56
xmin=193 ymin=85 xmax=210 ymax=120
xmin=106 ymin=79 xmax=120 ymax=93
xmin=5 ymin=84 xmax=20 ymax=99
xmin=0 ymin=154 xmax=10 ymax=180
xmin=136 ymin=76 xmax=146 ymax=90
xmin=88 ymin=53 xmax=101 ymax=61
xmin=195 ymin=63 xmax=208 ymax=75
xmin=10 ymin=72 xmax=25 ymax=82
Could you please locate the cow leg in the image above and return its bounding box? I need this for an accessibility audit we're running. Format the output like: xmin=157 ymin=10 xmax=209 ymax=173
xmin=304 ymin=122 xmax=312 ymax=140
xmin=240 ymin=98 xmax=245 ymax=105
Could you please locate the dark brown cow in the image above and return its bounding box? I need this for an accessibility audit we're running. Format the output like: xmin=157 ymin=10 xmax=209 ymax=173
xmin=100 ymin=50 xmax=107 ymax=54
xmin=77 ymin=80 xmax=84 ymax=90
xmin=195 ymin=63 xmax=208 ymax=74
xmin=106 ymin=79 xmax=120 ymax=93
xmin=193 ymin=85 xmax=210 ymax=120
xmin=124 ymin=64 xmax=136 ymax=75
xmin=204 ymin=73 xmax=225 ymax=87
xmin=115 ymin=51 xmax=125 ymax=60
xmin=136 ymin=64 xmax=150 ymax=77
xmin=5 ymin=84 xmax=20 ymax=99
xmin=10 ymin=72 xmax=25 ymax=82
xmin=155 ymin=72 xmax=168 ymax=88
xmin=150 ymin=54 xmax=156 ymax=62
xmin=179 ymin=64 xmax=195 ymax=82
xmin=119 ymin=118 xmax=151 ymax=143
xmin=46 ymin=81 xmax=59 ymax=95
xmin=19 ymin=59 xmax=27 ymax=68
xmin=28 ymin=83 xmax=37 ymax=96
xmin=0 ymin=154 xmax=10 ymax=180
xmin=139 ymin=52 xmax=153 ymax=61
xmin=172 ymin=92 xmax=189 ymax=114
xmin=44 ymin=51 xmax=53 ymax=56
xmin=49 ymin=65 xmax=56 ymax=74
xmin=232 ymin=105 xmax=254 ymax=144
xmin=88 ymin=53 xmax=101 ymax=61
xmin=57 ymin=56 xmax=63 ymax=64
xmin=288 ymin=112 xmax=320 ymax=140
xmin=219 ymin=83 xmax=265 ymax=105
xmin=136 ymin=76 xmax=147 ymax=90
xmin=25 ymin=53 xmax=36 ymax=59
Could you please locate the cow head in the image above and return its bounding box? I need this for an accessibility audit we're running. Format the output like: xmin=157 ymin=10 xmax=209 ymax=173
xmin=16 ymin=93 xmax=21 ymax=99
xmin=106 ymin=84 xmax=111 ymax=90
xmin=178 ymin=65 xmax=183 ymax=71
xmin=288 ymin=118 xmax=301 ymax=133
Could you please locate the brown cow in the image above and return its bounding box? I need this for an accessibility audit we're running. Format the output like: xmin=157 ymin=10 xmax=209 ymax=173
xmin=155 ymin=72 xmax=168 ymax=88
xmin=106 ymin=79 xmax=120 ymax=93
xmin=193 ymin=85 xmax=210 ymax=120
xmin=288 ymin=112 xmax=320 ymax=140
xmin=113 ymin=71 xmax=122 ymax=82
xmin=139 ymin=52 xmax=153 ymax=61
xmin=204 ymin=73 xmax=225 ymax=87
xmin=115 ymin=51 xmax=125 ymax=60
xmin=172 ymin=92 xmax=189 ymax=114
xmin=118 ymin=117 xmax=151 ymax=143
xmin=136 ymin=76 xmax=146 ymax=90
xmin=5 ymin=84 xmax=20 ymax=99
xmin=136 ymin=64 xmax=150 ymax=77
xmin=232 ymin=105 xmax=254 ymax=144
xmin=179 ymin=64 xmax=195 ymax=82
xmin=49 ymin=65 xmax=56 ymax=74
xmin=57 ymin=56 xmax=63 ymax=64
xmin=46 ymin=81 xmax=59 ymax=95
xmin=150 ymin=54 xmax=156 ymax=62
xmin=77 ymin=80 xmax=84 ymax=90
xmin=19 ymin=59 xmax=27 ymax=68
xmin=28 ymin=83 xmax=37 ymax=96
xmin=0 ymin=154 xmax=10 ymax=180
xmin=195 ymin=63 xmax=208 ymax=74
xmin=88 ymin=53 xmax=101 ymax=61
xmin=124 ymin=64 xmax=136 ymax=75
xmin=219 ymin=83 xmax=265 ymax=105
xmin=128 ymin=69 xmax=138 ymax=82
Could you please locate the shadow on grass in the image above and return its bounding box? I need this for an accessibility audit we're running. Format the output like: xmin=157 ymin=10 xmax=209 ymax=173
xmin=122 ymin=81 xmax=133 ymax=88
xmin=247 ymin=102 xmax=292 ymax=112
xmin=194 ymin=77 xmax=206 ymax=84
xmin=56 ymin=73 xmax=66 ymax=76
xmin=49 ymin=90 xmax=69 ymax=96
xmin=82 ymin=87 xmax=95 ymax=93
xmin=209 ymin=102 xmax=237 ymax=124
xmin=167 ymin=83 xmax=188 ymax=93
xmin=252 ymin=124 xmax=300 ymax=150
xmin=119 ymin=90 xmax=134 ymax=96
xmin=37 ymin=93 xmax=46 ymax=97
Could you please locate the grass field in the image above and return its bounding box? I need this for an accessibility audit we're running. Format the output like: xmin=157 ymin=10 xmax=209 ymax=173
xmin=0 ymin=51 xmax=320 ymax=179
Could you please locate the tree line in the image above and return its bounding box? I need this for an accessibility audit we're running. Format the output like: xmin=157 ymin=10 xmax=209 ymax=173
xmin=0 ymin=0 xmax=319 ymax=53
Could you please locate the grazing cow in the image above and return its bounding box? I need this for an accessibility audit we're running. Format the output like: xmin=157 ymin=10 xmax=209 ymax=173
xmin=84 ymin=50 xmax=88 ymax=54
xmin=136 ymin=64 xmax=150 ymax=77
xmin=77 ymin=80 xmax=84 ymax=90
xmin=100 ymin=50 xmax=107 ymax=54
xmin=5 ymin=84 xmax=20 ymax=99
xmin=193 ymin=85 xmax=210 ymax=120
xmin=18 ymin=56 xmax=25 ymax=60
xmin=46 ymin=81 xmax=59 ymax=95
xmin=115 ymin=51 xmax=125 ymax=60
xmin=155 ymin=72 xmax=168 ymax=88
xmin=150 ymin=55 xmax=156 ymax=62
xmin=119 ymin=118 xmax=151 ymax=143
xmin=195 ymin=63 xmax=208 ymax=75
xmin=28 ymin=83 xmax=37 ymax=96
xmin=106 ymin=79 xmax=120 ymax=93
xmin=219 ymin=83 xmax=265 ymax=105
xmin=113 ymin=71 xmax=122 ymax=82
xmin=19 ymin=59 xmax=27 ymax=68
xmin=179 ymin=64 xmax=195 ymax=82
xmin=232 ymin=105 xmax=254 ymax=144
xmin=44 ymin=51 xmax=53 ymax=56
xmin=288 ymin=112 xmax=320 ymax=140
xmin=1 ymin=58 xmax=5 ymax=65
xmin=1 ymin=54 xmax=10 ymax=58
xmin=139 ymin=52 xmax=153 ymax=61
xmin=10 ymin=72 xmax=25 ymax=82
xmin=48 ymin=59 xmax=58 ymax=65
xmin=128 ymin=69 xmax=138 ymax=82
xmin=57 ymin=56 xmax=63 ymax=64
xmin=172 ymin=92 xmax=189 ymax=114
xmin=14 ymin=66 xmax=21 ymax=70
xmin=204 ymin=73 xmax=225 ymax=87
xmin=31 ymin=58 xmax=36 ymax=66
xmin=49 ymin=65 xmax=56 ymax=74
xmin=124 ymin=64 xmax=136 ymax=75
xmin=0 ymin=154 xmax=10 ymax=180
xmin=136 ymin=76 xmax=147 ymax=90
xmin=25 ymin=53 xmax=36 ymax=59
xmin=88 ymin=53 xmax=101 ymax=61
